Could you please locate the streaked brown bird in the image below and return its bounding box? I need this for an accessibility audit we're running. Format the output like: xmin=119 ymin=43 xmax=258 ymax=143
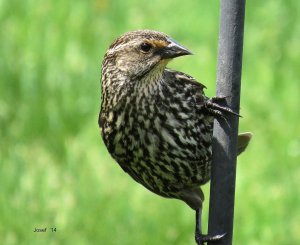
xmin=99 ymin=30 xmax=251 ymax=245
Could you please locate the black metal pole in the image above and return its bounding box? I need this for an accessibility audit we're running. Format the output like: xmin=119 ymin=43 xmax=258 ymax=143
xmin=207 ymin=1 xmax=246 ymax=245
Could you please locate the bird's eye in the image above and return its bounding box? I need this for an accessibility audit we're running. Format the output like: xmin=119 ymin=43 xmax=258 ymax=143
xmin=140 ymin=42 xmax=152 ymax=53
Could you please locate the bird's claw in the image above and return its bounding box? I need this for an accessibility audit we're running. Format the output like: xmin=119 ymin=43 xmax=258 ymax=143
xmin=205 ymin=96 xmax=241 ymax=118
xmin=195 ymin=232 xmax=226 ymax=245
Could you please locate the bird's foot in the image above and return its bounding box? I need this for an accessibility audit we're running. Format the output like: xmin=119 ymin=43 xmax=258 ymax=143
xmin=205 ymin=96 xmax=241 ymax=118
xmin=195 ymin=232 xmax=226 ymax=245
xmin=210 ymin=95 xmax=230 ymax=102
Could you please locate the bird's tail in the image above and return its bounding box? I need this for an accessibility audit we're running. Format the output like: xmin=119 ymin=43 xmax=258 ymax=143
xmin=237 ymin=132 xmax=253 ymax=155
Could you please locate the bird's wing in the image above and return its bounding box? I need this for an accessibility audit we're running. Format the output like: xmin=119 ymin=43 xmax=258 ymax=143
xmin=163 ymin=68 xmax=209 ymax=110
xmin=164 ymin=68 xmax=207 ymax=92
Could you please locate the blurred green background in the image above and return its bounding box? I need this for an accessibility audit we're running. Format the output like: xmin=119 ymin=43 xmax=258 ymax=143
xmin=1 ymin=0 xmax=299 ymax=244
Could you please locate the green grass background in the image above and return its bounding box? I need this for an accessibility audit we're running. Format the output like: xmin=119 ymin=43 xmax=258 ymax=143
xmin=1 ymin=0 xmax=299 ymax=244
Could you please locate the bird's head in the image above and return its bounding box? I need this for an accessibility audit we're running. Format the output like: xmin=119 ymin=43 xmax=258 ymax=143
xmin=102 ymin=30 xmax=192 ymax=80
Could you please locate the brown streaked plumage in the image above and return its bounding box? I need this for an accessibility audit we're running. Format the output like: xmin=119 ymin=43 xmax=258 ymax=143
xmin=99 ymin=30 xmax=251 ymax=245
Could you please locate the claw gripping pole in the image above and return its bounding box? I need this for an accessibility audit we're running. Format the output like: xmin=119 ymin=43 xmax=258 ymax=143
xmin=207 ymin=1 xmax=246 ymax=245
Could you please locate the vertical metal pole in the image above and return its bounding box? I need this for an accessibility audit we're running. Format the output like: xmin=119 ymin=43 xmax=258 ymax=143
xmin=207 ymin=1 xmax=246 ymax=245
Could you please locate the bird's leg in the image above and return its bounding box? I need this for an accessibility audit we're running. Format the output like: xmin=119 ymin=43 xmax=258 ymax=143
xmin=205 ymin=96 xmax=241 ymax=118
xmin=195 ymin=208 xmax=203 ymax=244
xmin=195 ymin=208 xmax=225 ymax=245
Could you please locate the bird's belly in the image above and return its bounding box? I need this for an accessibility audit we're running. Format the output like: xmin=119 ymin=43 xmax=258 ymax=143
xmin=110 ymin=117 xmax=213 ymax=197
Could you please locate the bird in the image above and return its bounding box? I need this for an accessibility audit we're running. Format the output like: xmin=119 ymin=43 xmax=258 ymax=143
xmin=99 ymin=30 xmax=252 ymax=245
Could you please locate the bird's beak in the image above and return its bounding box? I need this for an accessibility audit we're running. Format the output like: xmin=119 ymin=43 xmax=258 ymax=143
xmin=159 ymin=38 xmax=193 ymax=59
